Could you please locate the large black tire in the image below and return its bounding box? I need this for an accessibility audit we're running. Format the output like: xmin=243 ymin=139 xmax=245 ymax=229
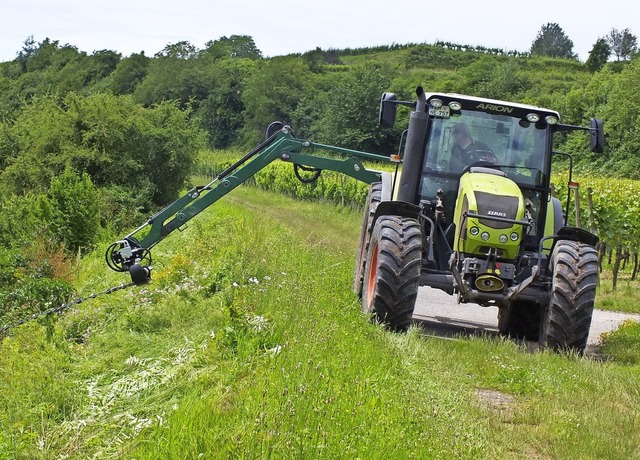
xmin=539 ymin=240 xmax=599 ymax=354
xmin=362 ymin=215 xmax=422 ymax=331
xmin=353 ymin=182 xmax=382 ymax=296
xmin=498 ymin=300 xmax=541 ymax=340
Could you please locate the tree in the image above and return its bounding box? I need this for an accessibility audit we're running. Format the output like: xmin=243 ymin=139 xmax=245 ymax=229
xmin=132 ymin=57 xmax=214 ymax=109
xmin=530 ymin=23 xmax=577 ymax=59
xmin=15 ymin=35 xmax=37 ymax=72
xmin=0 ymin=93 xmax=204 ymax=207
xmin=200 ymin=35 xmax=262 ymax=61
xmin=82 ymin=49 xmax=121 ymax=85
xmin=240 ymin=57 xmax=313 ymax=145
xmin=196 ymin=60 xmax=254 ymax=148
xmin=306 ymin=64 xmax=393 ymax=152
xmin=155 ymin=41 xmax=198 ymax=59
xmin=586 ymin=38 xmax=611 ymax=72
xmin=607 ymin=28 xmax=638 ymax=61
xmin=109 ymin=52 xmax=149 ymax=94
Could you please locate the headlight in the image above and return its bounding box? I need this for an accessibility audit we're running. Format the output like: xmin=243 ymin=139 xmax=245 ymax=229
xmin=469 ymin=226 xmax=480 ymax=236
xmin=510 ymin=232 xmax=519 ymax=241
xmin=499 ymin=234 xmax=508 ymax=244
xmin=481 ymin=231 xmax=490 ymax=241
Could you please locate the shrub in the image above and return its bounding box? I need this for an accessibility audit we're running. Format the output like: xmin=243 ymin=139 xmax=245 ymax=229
xmin=36 ymin=167 xmax=101 ymax=253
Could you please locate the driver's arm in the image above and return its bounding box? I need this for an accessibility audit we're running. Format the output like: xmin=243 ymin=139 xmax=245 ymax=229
xmin=448 ymin=145 xmax=467 ymax=174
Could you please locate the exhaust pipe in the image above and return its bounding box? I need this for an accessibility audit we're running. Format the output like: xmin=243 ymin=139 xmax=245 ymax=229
xmin=397 ymin=86 xmax=428 ymax=202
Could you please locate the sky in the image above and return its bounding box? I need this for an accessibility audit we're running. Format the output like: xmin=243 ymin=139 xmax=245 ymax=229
xmin=1 ymin=0 xmax=638 ymax=63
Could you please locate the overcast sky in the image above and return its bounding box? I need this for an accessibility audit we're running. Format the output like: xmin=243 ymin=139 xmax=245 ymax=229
xmin=1 ymin=0 xmax=637 ymax=63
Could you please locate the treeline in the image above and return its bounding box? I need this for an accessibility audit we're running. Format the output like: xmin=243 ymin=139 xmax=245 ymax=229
xmin=313 ymin=40 xmax=529 ymax=59
xmin=2 ymin=35 xmax=639 ymax=173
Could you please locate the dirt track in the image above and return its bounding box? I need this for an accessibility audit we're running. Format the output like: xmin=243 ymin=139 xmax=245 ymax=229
xmin=412 ymin=287 xmax=640 ymax=356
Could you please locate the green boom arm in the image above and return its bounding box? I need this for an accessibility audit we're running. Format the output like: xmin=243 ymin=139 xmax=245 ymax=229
xmin=106 ymin=124 xmax=393 ymax=284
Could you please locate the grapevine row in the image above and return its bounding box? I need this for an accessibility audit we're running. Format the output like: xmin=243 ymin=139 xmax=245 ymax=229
xmin=552 ymin=173 xmax=640 ymax=284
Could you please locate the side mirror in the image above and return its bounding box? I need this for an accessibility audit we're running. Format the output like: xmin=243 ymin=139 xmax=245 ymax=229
xmin=379 ymin=92 xmax=397 ymax=128
xmin=590 ymin=118 xmax=605 ymax=153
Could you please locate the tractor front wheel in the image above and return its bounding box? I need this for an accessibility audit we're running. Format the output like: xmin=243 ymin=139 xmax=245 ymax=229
xmin=539 ymin=240 xmax=598 ymax=354
xmin=362 ymin=215 xmax=422 ymax=331
xmin=354 ymin=182 xmax=382 ymax=296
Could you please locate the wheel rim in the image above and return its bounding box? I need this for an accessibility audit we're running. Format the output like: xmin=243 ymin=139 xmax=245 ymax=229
xmin=366 ymin=241 xmax=379 ymax=311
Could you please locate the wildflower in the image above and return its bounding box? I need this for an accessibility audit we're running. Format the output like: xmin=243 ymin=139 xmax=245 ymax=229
xmin=267 ymin=345 xmax=282 ymax=356
xmin=248 ymin=315 xmax=268 ymax=332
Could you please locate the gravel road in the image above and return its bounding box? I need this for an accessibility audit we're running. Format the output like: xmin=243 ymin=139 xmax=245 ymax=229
xmin=412 ymin=287 xmax=640 ymax=355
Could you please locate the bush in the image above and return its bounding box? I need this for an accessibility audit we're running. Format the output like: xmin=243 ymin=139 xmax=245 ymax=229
xmin=0 ymin=93 xmax=205 ymax=211
xmin=36 ymin=167 xmax=101 ymax=253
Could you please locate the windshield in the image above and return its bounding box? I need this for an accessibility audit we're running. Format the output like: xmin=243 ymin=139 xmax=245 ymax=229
xmin=422 ymin=109 xmax=548 ymax=185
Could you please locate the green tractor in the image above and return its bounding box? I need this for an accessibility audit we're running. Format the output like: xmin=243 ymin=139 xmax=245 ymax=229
xmin=354 ymin=87 xmax=604 ymax=353
xmin=107 ymin=85 xmax=604 ymax=355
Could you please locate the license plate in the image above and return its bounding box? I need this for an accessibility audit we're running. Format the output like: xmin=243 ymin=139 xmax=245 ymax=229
xmin=428 ymin=106 xmax=450 ymax=118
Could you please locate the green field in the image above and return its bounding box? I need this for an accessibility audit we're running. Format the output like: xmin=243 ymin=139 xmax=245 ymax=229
xmin=1 ymin=186 xmax=640 ymax=459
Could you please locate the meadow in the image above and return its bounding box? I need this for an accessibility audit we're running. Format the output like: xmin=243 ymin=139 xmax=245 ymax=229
xmin=1 ymin=185 xmax=639 ymax=459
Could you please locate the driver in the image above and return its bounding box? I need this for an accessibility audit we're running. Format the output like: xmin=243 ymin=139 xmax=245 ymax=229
xmin=449 ymin=122 xmax=496 ymax=173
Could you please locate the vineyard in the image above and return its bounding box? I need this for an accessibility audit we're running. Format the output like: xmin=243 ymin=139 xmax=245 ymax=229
xmin=553 ymin=172 xmax=640 ymax=286
xmin=196 ymin=150 xmax=640 ymax=287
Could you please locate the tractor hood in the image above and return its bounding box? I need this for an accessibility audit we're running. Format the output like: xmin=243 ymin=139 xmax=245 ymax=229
xmin=453 ymin=168 xmax=526 ymax=261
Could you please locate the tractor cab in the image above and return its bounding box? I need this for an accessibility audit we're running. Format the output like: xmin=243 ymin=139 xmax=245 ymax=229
xmin=416 ymin=93 xmax=558 ymax=253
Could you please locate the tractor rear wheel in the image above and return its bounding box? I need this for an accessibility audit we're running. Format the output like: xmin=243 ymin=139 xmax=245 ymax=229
xmin=498 ymin=300 xmax=541 ymax=340
xmin=353 ymin=182 xmax=382 ymax=296
xmin=362 ymin=215 xmax=422 ymax=331
xmin=539 ymin=240 xmax=598 ymax=354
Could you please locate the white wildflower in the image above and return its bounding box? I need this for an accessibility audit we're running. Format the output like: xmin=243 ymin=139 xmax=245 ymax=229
xmin=267 ymin=345 xmax=282 ymax=356
xmin=248 ymin=315 xmax=268 ymax=332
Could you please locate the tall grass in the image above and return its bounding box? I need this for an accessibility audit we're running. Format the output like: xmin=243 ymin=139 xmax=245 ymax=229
xmin=1 ymin=187 xmax=639 ymax=459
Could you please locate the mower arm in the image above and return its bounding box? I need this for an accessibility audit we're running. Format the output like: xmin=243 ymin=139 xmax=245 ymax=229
xmin=106 ymin=124 xmax=392 ymax=285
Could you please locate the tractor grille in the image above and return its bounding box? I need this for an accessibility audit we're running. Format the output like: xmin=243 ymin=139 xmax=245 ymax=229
xmin=475 ymin=191 xmax=519 ymax=229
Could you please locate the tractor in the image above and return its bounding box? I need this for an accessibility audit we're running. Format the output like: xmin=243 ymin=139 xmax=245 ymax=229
xmin=107 ymin=86 xmax=605 ymax=354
